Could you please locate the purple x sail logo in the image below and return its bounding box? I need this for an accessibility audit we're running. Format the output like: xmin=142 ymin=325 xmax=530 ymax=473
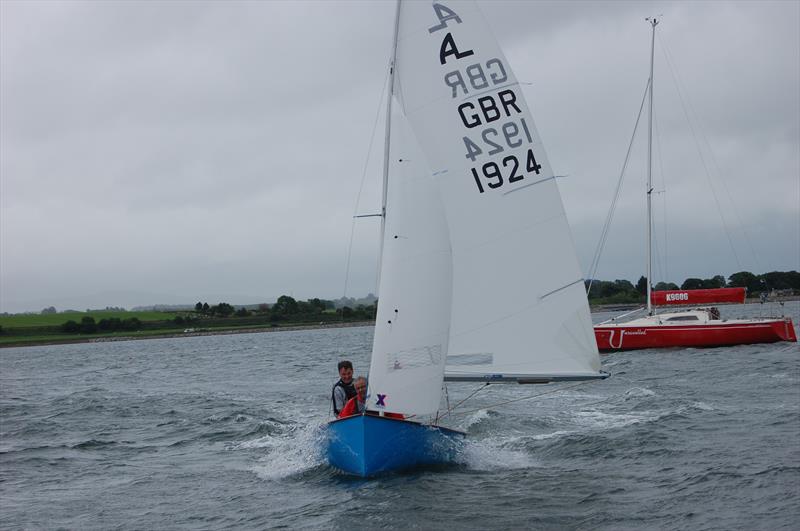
xmin=375 ymin=394 xmax=387 ymax=408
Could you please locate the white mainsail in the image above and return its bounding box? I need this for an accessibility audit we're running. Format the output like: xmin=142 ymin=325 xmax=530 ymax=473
xmin=392 ymin=1 xmax=602 ymax=382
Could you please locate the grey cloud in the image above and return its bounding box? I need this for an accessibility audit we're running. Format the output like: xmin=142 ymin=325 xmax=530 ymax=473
xmin=1 ymin=0 xmax=797 ymax=313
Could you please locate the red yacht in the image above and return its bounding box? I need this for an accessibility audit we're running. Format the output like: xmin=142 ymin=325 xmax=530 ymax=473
xmin=595 ymin=305 xmax=797 ymax=352
xmin=592 ymin=20 xmax=796 ymax=352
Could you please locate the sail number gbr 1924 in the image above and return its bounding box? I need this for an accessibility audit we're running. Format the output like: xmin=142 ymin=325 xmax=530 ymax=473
xmin=459 ymin=89 xmax=543 ymax=194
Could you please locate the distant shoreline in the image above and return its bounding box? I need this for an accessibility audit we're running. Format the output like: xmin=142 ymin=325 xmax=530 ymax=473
xmin=0 ymin=321 xmax=375 ymax=349
xmin=2 ymin=296 xmax=796 ymax=349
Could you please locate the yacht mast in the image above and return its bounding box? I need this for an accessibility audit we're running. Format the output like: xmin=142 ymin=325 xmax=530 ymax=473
xmin=376 ymin=0 xmax=402 ymax=290
xmin=646 ymin=17 xmax=658 ymax=315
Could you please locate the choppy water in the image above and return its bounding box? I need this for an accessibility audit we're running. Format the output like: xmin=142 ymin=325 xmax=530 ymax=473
xmin=1 ymin=302 xmax=798 ymax=530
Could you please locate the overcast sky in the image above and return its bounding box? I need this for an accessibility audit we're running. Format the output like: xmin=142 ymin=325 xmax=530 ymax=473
xmin=1 ymin=0 xmax=798 ymax=313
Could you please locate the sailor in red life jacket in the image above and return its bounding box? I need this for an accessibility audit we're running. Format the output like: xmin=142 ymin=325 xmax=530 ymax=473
xmin=339 ymin=376 xmax=405 ymax=420
xmin=338 ymin=376 xmax=368 ymax=418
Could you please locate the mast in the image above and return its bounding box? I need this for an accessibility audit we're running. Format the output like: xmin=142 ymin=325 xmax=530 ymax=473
xmin=646 ymin=17 xmax=658 ymax=315
xmin=376 ymin=0 xmax=402 ymax=288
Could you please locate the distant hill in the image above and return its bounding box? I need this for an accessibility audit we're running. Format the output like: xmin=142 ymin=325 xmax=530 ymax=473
xmin=333 ymin=294 xmax=377 ymax=309
xmin=131 ymin=304 xmax=196 ymax=312
xmin=130 ymin=294 xmax=378 ymax=312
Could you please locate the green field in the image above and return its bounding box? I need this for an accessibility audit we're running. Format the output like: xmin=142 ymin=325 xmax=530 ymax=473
xmin=0 ymin=329 xmax=177 ymax=346
xmin=0 ymin=308 xmax=375 ymax=347
xmin=0 ymin=310 xmax=183 ymax=328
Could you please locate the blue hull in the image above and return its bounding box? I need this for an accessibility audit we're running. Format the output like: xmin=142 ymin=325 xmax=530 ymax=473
xmin=326 ymin=415 xmax=465 ymax=476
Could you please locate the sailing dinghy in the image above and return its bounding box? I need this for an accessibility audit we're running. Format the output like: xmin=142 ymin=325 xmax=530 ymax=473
xmin=327 ymin=0 xmax=607 ymax=477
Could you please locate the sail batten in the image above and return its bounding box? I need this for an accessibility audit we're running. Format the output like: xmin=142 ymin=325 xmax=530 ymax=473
xmin=541 ymin=279 xmax=586 ymax=300
xmin=502 ymin=175 xmax=557 ymax=195
xmin=460 ymin=81 xmax=521 ymax=101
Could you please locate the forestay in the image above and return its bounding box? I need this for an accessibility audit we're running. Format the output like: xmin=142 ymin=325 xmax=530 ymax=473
xmin=394 ymin=1 xmax=602 ymax=382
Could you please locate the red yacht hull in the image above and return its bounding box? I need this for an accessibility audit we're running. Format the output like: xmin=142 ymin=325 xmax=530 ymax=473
xmin=595 ymin=318 xmax=797 ymax=351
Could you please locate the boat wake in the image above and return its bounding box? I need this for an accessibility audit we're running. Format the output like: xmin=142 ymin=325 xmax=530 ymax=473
xmin=453 ymin=409 xmax=495 ymax=431
xmin=235 ymin=420 xmax=329 ymax=481
xmin=235 ymin=384 xmax=720 ymax=479
xmin=458 ymin=436 xmax=539 ymax=471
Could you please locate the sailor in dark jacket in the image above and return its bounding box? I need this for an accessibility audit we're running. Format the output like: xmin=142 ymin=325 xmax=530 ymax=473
xmin=331 ymin=360 xmax=356 ymax=416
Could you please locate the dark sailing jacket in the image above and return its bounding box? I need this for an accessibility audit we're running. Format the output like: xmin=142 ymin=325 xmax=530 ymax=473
xmin=331 ymin=380 xmax=357 ymax=416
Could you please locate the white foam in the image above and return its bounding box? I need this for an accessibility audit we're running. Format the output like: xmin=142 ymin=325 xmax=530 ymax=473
xmin=224 ymin=419 xmax=287 ymax=451
xmin=245 ymin=421 xmax=328 ymax=480
xmin=623 ymin=387 xmax=656 ymax=399
xmin=531 ymin=429 xmax=574 ymax=441
xmin=459 ymin=437 xmax=538 ymax=471
xmin=690 ymin=401 xmax=715 ymax=411
xmin=228 ymin=435 xmax=273 ymax=451
xmin=572 ymin=409 xmax=659 ymax=430
xmin=455 ymin=409 xmax=491 ymax=431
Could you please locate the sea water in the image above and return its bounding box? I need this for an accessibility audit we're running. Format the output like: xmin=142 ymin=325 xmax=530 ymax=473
xmin=1 ymin=302 xmax=798 ymax=529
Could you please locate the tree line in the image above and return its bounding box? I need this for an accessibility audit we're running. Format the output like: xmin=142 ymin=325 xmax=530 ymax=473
xmin=189 ymin=296 xmax=376 ymax=322
xmin=192 ymin=296 xmax=344 ymax=320
xmin=586 ymin=270 xmax=799 ymax=303
xmin=54 ymin=295 xmax=376 ymax=335
xmin=47 ymin=272 xmax=796 ymax=335
xmin=61 ymin=316 xmax=142 ymax=334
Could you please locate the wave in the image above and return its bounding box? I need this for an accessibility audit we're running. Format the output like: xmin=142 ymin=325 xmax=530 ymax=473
xmin=458 ymin=436 xmax=539 ymax=472
xmin=454 ymin=409 xmax=494 ymax=431
xmin=623 ymin=386 xmax=656 ymax=399
xmin=243 ymin=421 xmax=329 ymax=481
xmin=71 ymin=439 xmax=119 ymax=450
